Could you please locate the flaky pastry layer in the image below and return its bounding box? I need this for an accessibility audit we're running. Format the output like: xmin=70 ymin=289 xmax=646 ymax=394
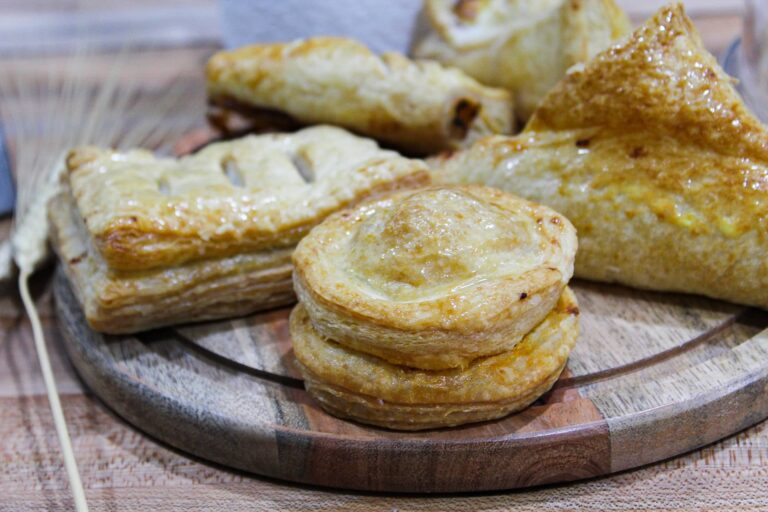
xmin=291 ymin=287 xmax=579 ymax=430
xmin=206 ymin=37 xmax=514 ymax=155
xmin=293 ymin=185 xmax=577 ymax=370
xmin=413 ymin=0 xmax=629 ymax=121
xmin=433 ymin=4 xmax=768 ymax=309
xmin=49 ymin=190 xmax=294 ymax=334
xmin=66 ymin=126 xmax=430 ymax=272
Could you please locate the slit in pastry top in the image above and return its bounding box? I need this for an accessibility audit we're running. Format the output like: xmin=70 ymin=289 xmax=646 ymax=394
xmin=65 ymin=125 xmax=430 ymax=271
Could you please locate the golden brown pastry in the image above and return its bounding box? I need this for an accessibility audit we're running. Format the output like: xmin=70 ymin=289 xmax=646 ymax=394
xmin=434 ymin=4 xmax=768 ymax=309
xmin=412 ymin=0 xmax=630 ymax=121
xmin=291 ymin=287 xmax=579 ymax=430
xmin=291 ymin=185 xmax=578 ymax=429
xmin=49 ymin=191 xmax=295 ymax=333
xmin=49 ymin=126 xmax=429 ymax=333
xmin=292 ymin=185 xmax=577 ymax=370
xmin=206 ymin=37 xmax=514 ymax=155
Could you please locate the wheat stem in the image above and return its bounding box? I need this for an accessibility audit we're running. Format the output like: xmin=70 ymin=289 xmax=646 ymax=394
xmin=18 ymin=270 xmax=89 ymax=512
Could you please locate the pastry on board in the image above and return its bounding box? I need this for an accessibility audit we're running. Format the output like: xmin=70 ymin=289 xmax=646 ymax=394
xmin=291 ymin=288 xmax=578 ymax=430
xmin=206 ymin=37 xmax=514 ymax=155
xmin=292 ymin=186 xmax=577 ymax=370
xmin=412 ymin=0 xmax=630 ymax=122
xmin=290 ymin=185 xmax=578 ymax=429
xmin=48 ymin=126 xmax=430 ymax=333
xmin=433 ymin=4 xmax=768 ymax=309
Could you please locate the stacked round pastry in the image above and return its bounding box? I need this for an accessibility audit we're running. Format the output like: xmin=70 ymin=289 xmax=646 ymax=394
xmin=290 ymin=185 xmax=579 ymax=430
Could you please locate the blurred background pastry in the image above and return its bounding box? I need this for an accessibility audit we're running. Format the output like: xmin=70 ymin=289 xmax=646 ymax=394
xmin=412 ymin=0 xmax=630 ymax=122
xmin=206 ymin=37 xmax=515 ymax=155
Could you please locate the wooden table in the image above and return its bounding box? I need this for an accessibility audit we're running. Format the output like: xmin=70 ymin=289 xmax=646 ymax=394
xmin=2 ymin=2 xmax=766 ymax=511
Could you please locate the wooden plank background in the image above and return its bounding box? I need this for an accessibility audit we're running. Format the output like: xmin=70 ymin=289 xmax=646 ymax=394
xmin=1 ymin=0 xmax=763 ymax=510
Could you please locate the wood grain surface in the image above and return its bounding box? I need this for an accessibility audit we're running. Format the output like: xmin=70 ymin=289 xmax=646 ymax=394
xmin=4 ymin=266 xmax=768 ymax=510
xmin=2 ymin=1 xmax=766 ymax=510
xmin=51 ymin=260 xmax=768 ymax=494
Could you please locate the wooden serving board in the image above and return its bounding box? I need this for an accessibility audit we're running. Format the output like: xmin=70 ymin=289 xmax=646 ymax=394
xmin=53 ymin=268 xmax=768 ymax=493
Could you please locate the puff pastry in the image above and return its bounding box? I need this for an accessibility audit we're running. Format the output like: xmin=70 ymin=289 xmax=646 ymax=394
xmin=293 ymin=185 xmax=577 ymax=370
xmin=50 ymin=126 xmax=429 ymax=333
xmin=291 ymin=287 xmax=579 ymax=430
xmin=412 ymin=0 xmax=630 ymax=121
xmin=434 ymin=4 xmax=768 ymax=309
xmin=206 ymin=37 xmax=514 ymax=155
xmin=49 ymin=190 xmax=294 ymax=333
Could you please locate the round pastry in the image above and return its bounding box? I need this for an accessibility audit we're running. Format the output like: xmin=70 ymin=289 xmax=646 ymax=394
xmin=292 ymin=185 xmax=577 ymax=370
xmin=290 ymin=287 xmax=579 ymax=430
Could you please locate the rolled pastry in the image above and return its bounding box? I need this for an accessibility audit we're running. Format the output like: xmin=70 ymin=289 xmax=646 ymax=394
xmin=292 ymin=185 xmax=577 ymax=370
xmin=412 ymin=0 xmax=630 ymax=122
xmin=206 ymin=37 xmax=514 ymax=155
xmin=434 ymin=4 xmax=768 ymax=309
xmin=49 ymin=126 xmax=429 ymax=333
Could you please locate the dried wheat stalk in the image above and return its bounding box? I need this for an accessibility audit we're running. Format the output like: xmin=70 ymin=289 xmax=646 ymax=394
xmin=0 ymin=41 xmax=205 ymax=512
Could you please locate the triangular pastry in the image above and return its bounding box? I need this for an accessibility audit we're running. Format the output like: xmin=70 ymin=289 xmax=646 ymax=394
xmin=413 ymin=0 xmax=630 ymax=121
xmin=206 ymin=37 xmax=514 ymax=155
xmin=434 ymin=4 xmax=768 ymax=308
xmin=49 ymin=126 xmax=429 ymax=333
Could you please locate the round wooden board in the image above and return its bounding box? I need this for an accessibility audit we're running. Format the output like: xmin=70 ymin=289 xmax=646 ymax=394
xmin=53 ymin=268 xmax=768 ymax=493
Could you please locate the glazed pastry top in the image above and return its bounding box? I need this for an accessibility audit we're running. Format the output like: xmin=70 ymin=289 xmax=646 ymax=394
xmin=437 ymin=4 xmax=768 ymax=240
xmin=348 ymin=188 xmax=563 ymax=302
xmin=66 ymin=125 xmax=429 ymax=271
xmin=294 ymin=185 xmax=576 ymax=333
xmin=527 ymin=4 xmax=768 ymax=160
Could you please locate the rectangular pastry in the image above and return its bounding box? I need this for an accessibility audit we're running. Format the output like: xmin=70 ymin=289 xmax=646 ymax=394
xmin=49 ymin=126 xmax=429 ymax=333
